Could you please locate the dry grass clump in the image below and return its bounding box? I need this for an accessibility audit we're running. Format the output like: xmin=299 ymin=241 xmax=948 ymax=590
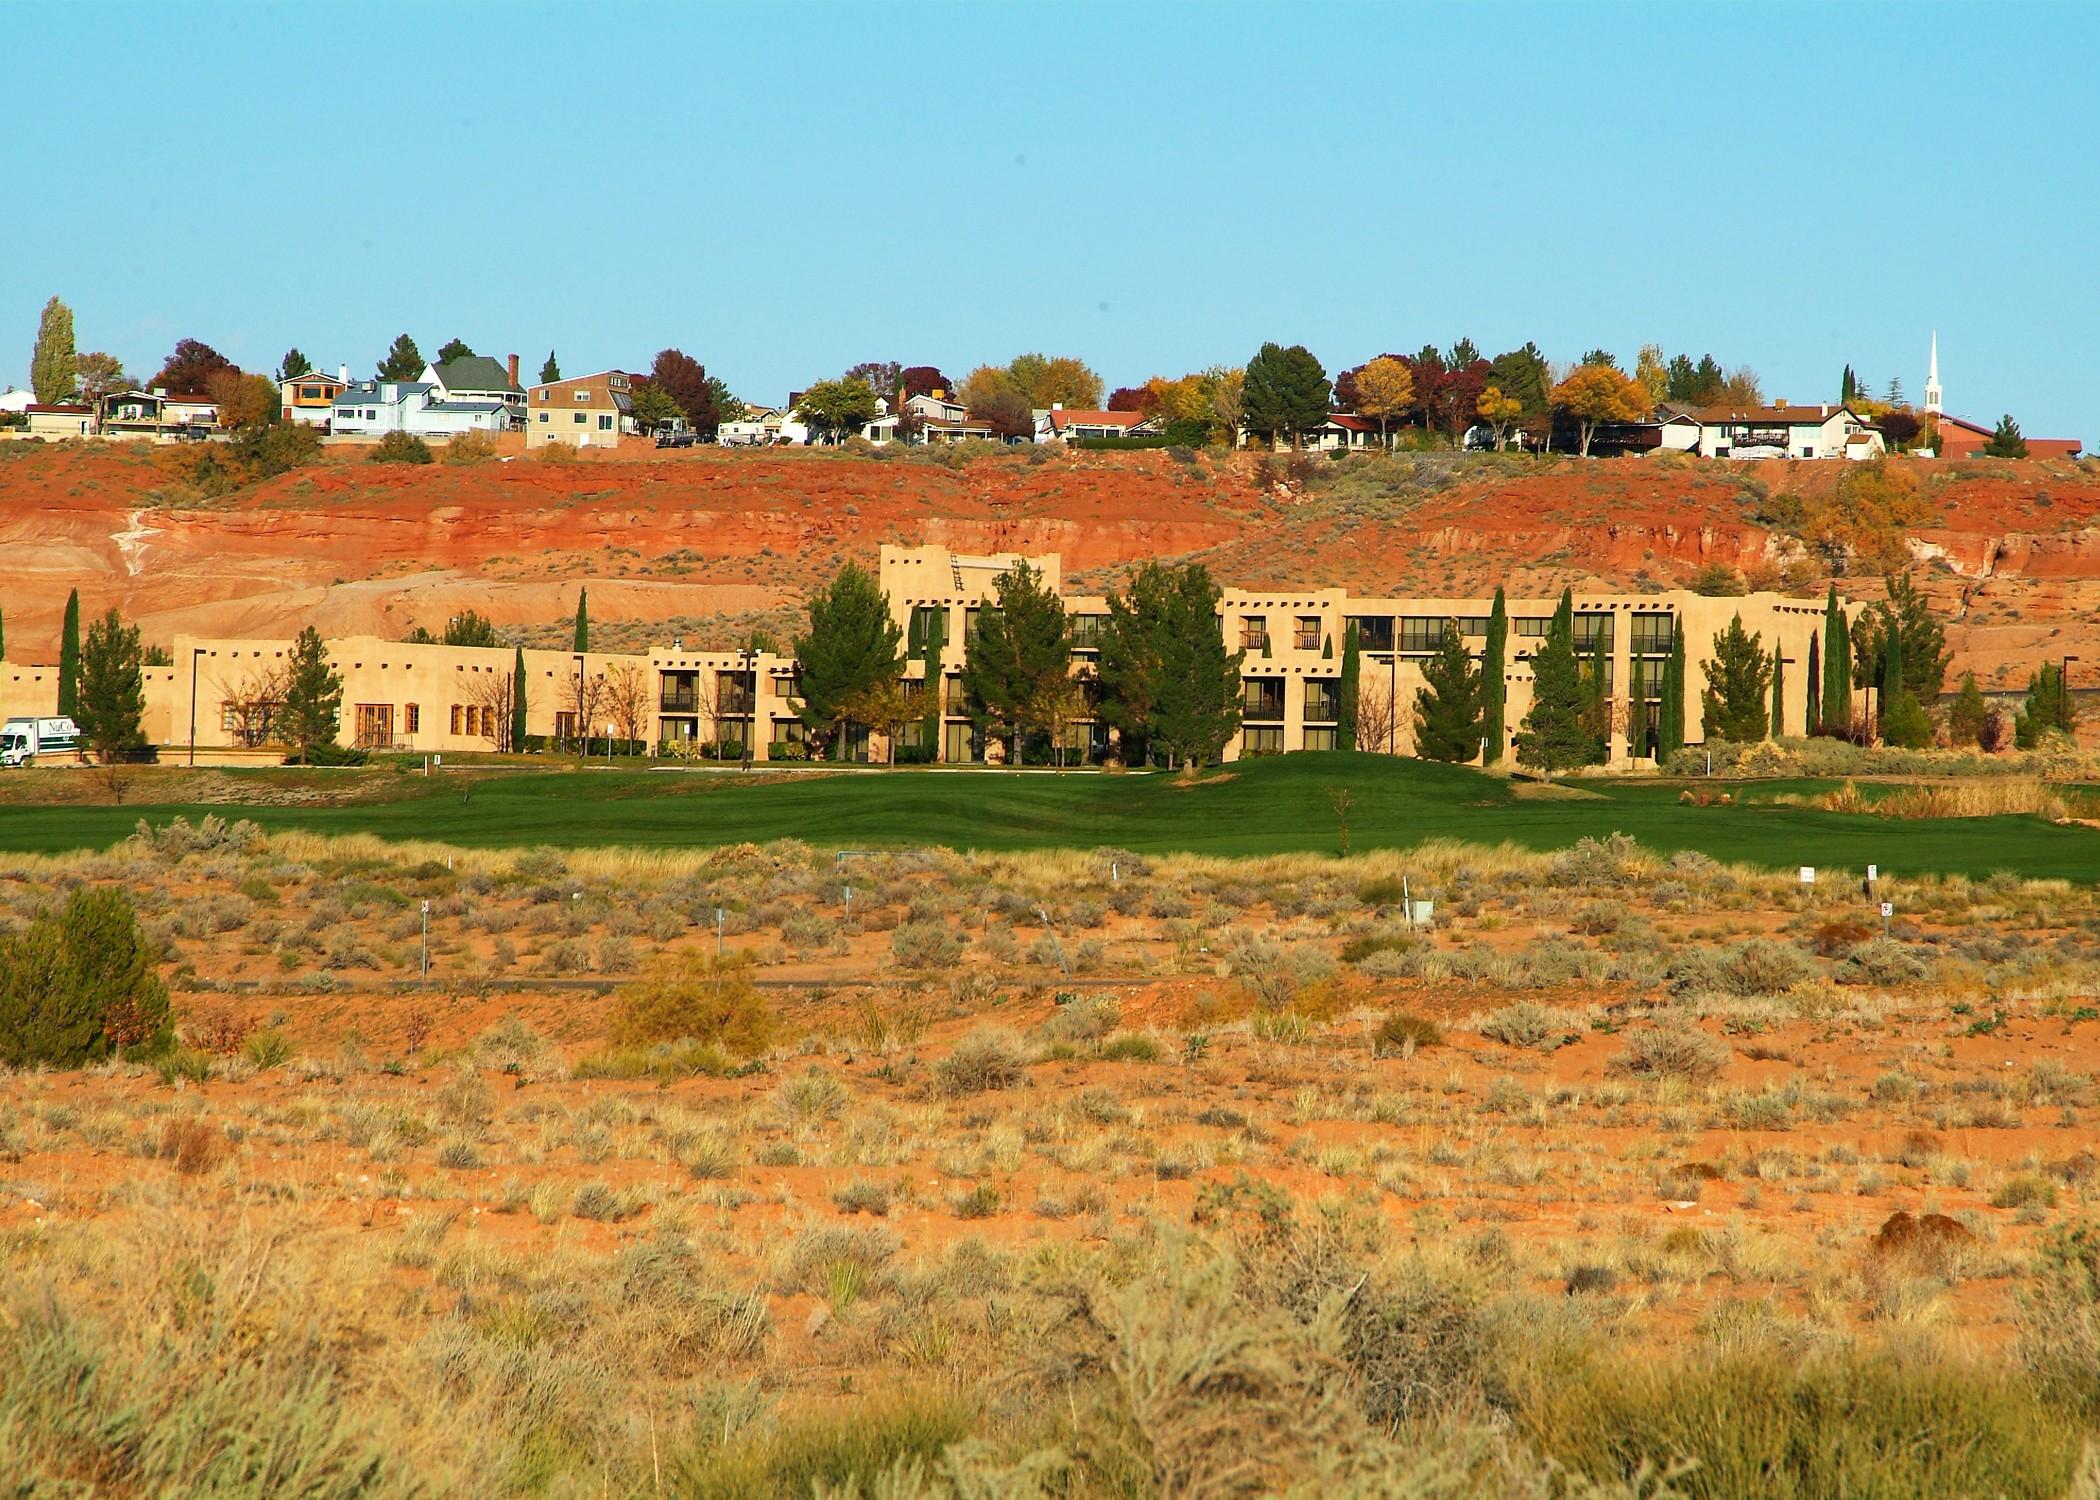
xmin=1475 ymin=1001 xmax=1583 ymax=1051
xmin=933 ymin=1029 xmax=1028 ymax=1096
xmin=1608 ymin=1025 xmax=1731 ymax=1080
xmin=608 ymin=952 xmax=776 ymax=1055
xmin=1373 ymin=1011 xmax=1443 ymax=1055
xmin=1808 ymin=777 xmax=2074 ymax=821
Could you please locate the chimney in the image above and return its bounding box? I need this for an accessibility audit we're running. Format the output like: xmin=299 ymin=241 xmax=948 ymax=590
xmin=506 ymin=353 xmax=520 ymax=389
xmin=1820 ymin=403 xmax=1828 ymax=417
xmin=338 ymin=364 xmax=348 ymax=385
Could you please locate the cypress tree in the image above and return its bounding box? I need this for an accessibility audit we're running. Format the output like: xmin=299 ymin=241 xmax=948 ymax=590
xmin=573 ymin=589 xmax=588 ymax=653
xmin=1582 ymin=626 xmax=1610 ymax=761
xmin=1 ymin=605 xmax=7 ymax=661
xmin=1880 ymin=613 xmax=1904 ymax=735
xmin=1335 ymin=622 xmax=1360 ymax=751
xmin=1513 ymin=589 xmax=1596 ymax=774
xmin=1806 ymin=631 xmax=1821 ymax=734
xmin=58 ymin=589 xmax=81 ymax=717
xmin=1412 ymin=621 xmax=1483 ymax=762
xmin=919 ymin=610 xmax=946 ymax=759
xmin=1828 ymin=608 xmax=1852 ymax=732
xmin=1770 ymin=650 xmax=1786 ymax=738
xmin=511 ymin=648 xmax=528 ymax=752
xmin=1658 ymin=623 xmax=1686 ymax=760
xmin=1481 ymin=588 xmax=1507 ymax=764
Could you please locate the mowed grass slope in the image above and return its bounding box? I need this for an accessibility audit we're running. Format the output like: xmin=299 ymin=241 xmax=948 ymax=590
xmin=3 ymin=752 xmax=2097 ymax=878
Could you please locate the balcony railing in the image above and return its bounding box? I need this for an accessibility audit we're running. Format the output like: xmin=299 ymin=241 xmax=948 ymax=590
xmin=659 ymin=689 xmax=699 ymax=714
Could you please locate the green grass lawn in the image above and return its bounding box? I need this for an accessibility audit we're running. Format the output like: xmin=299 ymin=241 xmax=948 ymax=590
xmin=3 ymin=753 xmax=2095 ymax=880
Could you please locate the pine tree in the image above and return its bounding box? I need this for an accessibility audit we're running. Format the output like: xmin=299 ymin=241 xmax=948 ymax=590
xmin=376 ymin=334 xmax=424 ymax=381
xmin=1948 ymin=672 xmax=1988 ymax=747
xmin=960 ymin=560 xmax=1069 ymax=766
xmin=511 ymin=648 xmax=528 ymax=752
xmin=1701 ymin=614 xmax=1774 ymax=743
xmin=1481 ymin=588 xmax=1507 ymax=764
xmin=279 ymin=348 xmax=311 ymax=380
xmin=1770 ymin=650 xmax=1786 ymax=738
xmin=2015 ymin=664 xmax=2073 ymax=749
xmin=1983 ymin=414 xmax=2029 ymax=459
xmin=1513 ymin=590 xmax=1597 ymax=774
xmin=795 ymin=562 xmax=904 ymax=760
xmin=539 ymin=350 xmax=561 ymax=385
xmin=279 ymin=626 xmax=343 ymax=764
xmin=1412 ymin=622 xmax=1482 ymax=762
xmin=1806 ymin=631 xmax=1821 ymax=733
xmin=1659 ymin=624 xmax=1687 ymax=760
xmin=30 ymin=296 xmax=77 ymax=405
xmin=1335 ymin=622 xmax=1360 ymax=752
xmin=57 ymin=589 xmax=80 ymax=717
xmin=75 ymin=608 xmax=145 ymax=761
xmin=573 ymin=589 xmax=589 ymax=653
xmin=919 ymin=610 xmax=946 ymax=760
xmin=1149 ymin=565 xmax=1243 ymax=768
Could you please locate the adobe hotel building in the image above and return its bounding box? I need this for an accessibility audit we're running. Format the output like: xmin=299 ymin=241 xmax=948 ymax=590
xmin=2 ymin=545 xmax=1834 ymax=766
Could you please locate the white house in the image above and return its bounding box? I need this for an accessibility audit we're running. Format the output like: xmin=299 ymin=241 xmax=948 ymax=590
xmin=330 ymin=380 xmax=512 ymax=439
xmin=421 ymin=354 xmax=524 ymax=426
xmin=1035 ymin=405 xmax=1160 ymax=443
xmin=1661 ymin=403 xmax=1883 ymax=461
xmin=0 ymin=389 xmax=37 ymax=416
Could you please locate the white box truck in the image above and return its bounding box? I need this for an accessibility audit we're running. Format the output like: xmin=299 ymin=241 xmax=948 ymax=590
xmin=0 ymin=716 xmax=81 ymax=766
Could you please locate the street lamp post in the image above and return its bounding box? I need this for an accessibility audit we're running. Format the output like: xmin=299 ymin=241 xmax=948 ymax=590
xmin=188 ymin=647 xmax=204 ymax=766
xmin=740 ymin=644 xmax=756 ymax=771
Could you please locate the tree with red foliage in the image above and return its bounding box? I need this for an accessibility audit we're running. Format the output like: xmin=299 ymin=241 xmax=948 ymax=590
xmin=1878 ymin=409 xmax=1923 ymax=451
xmin=651 ymin=349 xmax=720 ymax=437
xmin=1333 ymin=353 xmax=1406 ymax=414
xmin=1436 ymin=358 xmax=1493 ymax=439
xmin=1107 ymin=385 xmax=1156 ymax=414
xmin=1401 ymin=348 xmax=1446 ymax=431
xmin=899 ymin=366 xmax=953 ymax=401
xmin=151 ymin=338 xmax=236 ymax=395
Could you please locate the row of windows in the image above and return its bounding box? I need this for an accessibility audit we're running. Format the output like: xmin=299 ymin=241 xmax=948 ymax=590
xmin=536 ymin=411 xmax=614 ymax=428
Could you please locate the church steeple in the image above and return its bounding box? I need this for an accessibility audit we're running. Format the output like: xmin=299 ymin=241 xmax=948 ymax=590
xmin=1925 ymin=332 xmax=1942 ymax=414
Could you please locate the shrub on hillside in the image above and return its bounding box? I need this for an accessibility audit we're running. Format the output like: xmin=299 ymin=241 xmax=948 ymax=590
xmin=0 ymin=887 xmax=171 ymax=1067
xmin=934 ymin=1029 xmax=1028 ymax=1096
xmin=608 ymin=952 xmax=776 ymax=1057
xmin=1608 ymin=1024 xmax=1730 ymax=1080
xmin=441 ymin=430 xmax=498 ymax=464
xmin=369 ymin=431 xmax=433 ymax=465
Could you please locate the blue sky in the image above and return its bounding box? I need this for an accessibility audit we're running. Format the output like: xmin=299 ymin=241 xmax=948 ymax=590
xmin=3 ymin=1 xmax=2093 ymax=439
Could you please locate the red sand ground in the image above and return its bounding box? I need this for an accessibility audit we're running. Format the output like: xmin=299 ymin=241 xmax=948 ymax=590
xmin=4 ymin=441 xmax=2099 ymax=688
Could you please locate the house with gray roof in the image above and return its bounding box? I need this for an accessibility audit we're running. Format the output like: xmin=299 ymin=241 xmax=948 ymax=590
xmin=330 ymin=379 xmax=512 ymax=439
xmin=420 ymin=353 xmax=525 ymax=426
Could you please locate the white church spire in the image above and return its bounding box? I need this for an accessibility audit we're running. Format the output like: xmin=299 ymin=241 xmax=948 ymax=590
xmin=1925 ymin=332 xmax=1942 ymax=414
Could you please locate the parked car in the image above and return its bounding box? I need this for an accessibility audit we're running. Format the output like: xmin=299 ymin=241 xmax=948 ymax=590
xmin=1 ymin=715 xmax=81 ymax=766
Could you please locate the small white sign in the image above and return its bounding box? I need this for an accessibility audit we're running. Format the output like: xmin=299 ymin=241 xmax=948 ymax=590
xmin=1799 ymin=866 xmax=1815 ymax=885
xmin=1880 ymin=902 xmax=1893 ymax=918
xmin=421 ymin=899 xmax=431 ymax=914
xmin=1866 ymin=864 xmax=1877 ymax=882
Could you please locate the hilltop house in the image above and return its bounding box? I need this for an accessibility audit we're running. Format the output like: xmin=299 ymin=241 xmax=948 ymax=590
xmin=1035 ymin=406 xmax=1161 ymax=443
xmin=330 ymin=380 xmax=513 ymax=439
xmin=422 ymin=354 xmax=525 ymax=426
xmin=278 ymin=367 xmax=349 ymax=427
xmin=526 ymin=370 xmax=634 ymax=449
xmin=99 ymin=389 xmax=219 ymax=439
xmin=24 ymin=404 xmax=95 ymax=438
xmin=1658 ymin=403 xmax=1884 ymax=461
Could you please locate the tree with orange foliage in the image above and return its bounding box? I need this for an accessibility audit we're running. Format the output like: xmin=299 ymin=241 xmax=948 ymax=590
xmin=1353 ymin=357 xmax=1414 ymax=450
xmin=1476 ymin=385 xmax=1523 ymax=450
xmin=205 ymin=368 xmax=280 ymax=429
xmin=1550 ymin=364 xmax=1650 ymax=457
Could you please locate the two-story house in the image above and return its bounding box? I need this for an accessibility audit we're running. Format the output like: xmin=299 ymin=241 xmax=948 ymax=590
xmin=526 ymin=370 xmax=634 ymax=449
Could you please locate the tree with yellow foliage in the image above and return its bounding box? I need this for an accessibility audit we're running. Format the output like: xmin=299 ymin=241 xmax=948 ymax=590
xmin=1549 ymin=364 xmax=1649 ymax=457
xmin=1795 ymin=460 xmax=1933 ymax=573
xmin=1634 ymin=344 xmax=1669 ymax=407
xmin=1353 ymin=356 xmax=1414 ymax=449
xmin=1476 ymin=384 xmax=1523 ymax=450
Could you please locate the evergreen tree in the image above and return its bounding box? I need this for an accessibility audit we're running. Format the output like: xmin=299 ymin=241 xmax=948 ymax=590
xmin=1880 ymin=619 xmax=1905 ymax=736
xmin=1806 ymin=631 xmax=1821 ymax=733
xmin=1770 ymin=650 xmax=1786 ymax=738
xmin=539 ymin=350 xmax=561 ymax=384
xmin=0 ymin=887 xmax=171 ymax=1067
xmin=30 ymin=295 xmax=76 ymax=405
xmin=1983 ymin=414 xmax=2029 ymax=459
xmin=279 ymin=348 xmax=311 ymax=380
xmin=75 ymin=608 xmax=145 ymax=761
xmin=918 ymin=609 xmax=946 ymax=759
xmin=57 ymin=589 xmax=81 ymax=717
xmin=1335 ymin=622 xmax=1360 ymax=751
xmin=1819 ymin=586 xmax=1848 ymax=732
xmin=794 ymin=562 xmax=904 ymax=761
xmin=1581 ymin=627 xmax=1611 ymax=759
xmin=511 ymin=648 xmax=529 ymax=752
xmin=1513 ymin=590 xmax=1597 ymax=774
xmin=279 ymin=626 xmax=344 ymax=764
xmin=1096 ymin=562 xmax=1175 ymax=765
xmin=376 ymin=334 xmax=424 ymax=381
xmin=1840 ymin=365 xmax=1858 ymax=404
xmin=435 ymin=337 xmax=474 ymax=365
xmin=1 ymin=605 xmax=6 ymax=661
xmin=960 ymin=559 xmax=1069 ymax=766
xmin=1627 ymin=688 xmax=1652 ymax=759
xmin=441 ymin=610 xmax=500 ymax=648
xmin=1701 ymin=614 xmax=1774 ymax=743
xmin=1481 ymin=588 xmax=1507 ymax=763
xmin=1659 ymin=623 xmax=1687 ymax=759
xmin=1412 ymin=622 xmax=1483 ymax=762
xmin=1948 ymin=672 xmax=1989 ymax=747
xmin=573 ymin=589 xmax=589 ymax=653
xmin=2015 ymin=664 xmax=2074 ymax=749
xmin=1240 ymin=342 xmax=1332 ymax=448
xmin=1149 ymin=564 xmax=1242 ymax=767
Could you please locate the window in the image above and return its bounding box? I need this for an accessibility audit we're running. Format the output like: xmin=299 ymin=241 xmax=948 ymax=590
xmin=597 ymin=414 xmax=613 ymax=430
xmin=537 ymin=389 xmax=549 ymax=402
xmin=1802 ymin=447 xmax=1814 ymax=459
xmin=352 ymin=704 xmax=394 ymax=749
xmin=1301 ymin=726 xmax=1337 ymax=752
xmin=1572 ymin=613 xmax=1614 ymax=651
xmin=1346 ymin=615 xmax=1395 ymax=653
xmin=574 ymin=390 xmax=590 ymax=402
xmin=538 ymin=412 xmax=548 ymax=424
xmin=1294 ymin=615 xmax=1321 ymax=651
xmin=1241 ymin=677 xmax=1284 ymax=719
xmin=553 ymin=710 xmax=579 ymax=741
xmin=1303 ymin=679 xmax=1340 ymax=723
xmin=1241 ymin=726 xmax=1284 ymax=755
xmin=715 ymin=670 xmax=753 ymax=715
xmin=1515 ymin=616 xmax=1551 ymax=638
xmin=907 ymin=605 xmax=947 ymax=653
xmin=1068 ymin=613 xmax=1105 ymax=649
xmin=450 ymin=704 xmax=465 ymax=735
xmin=404 ymin=703 xmax=420 ymax=734
xmin=573 ymin=412 xmax=586 ymax=424
xmin=1398 ymin=617 xmax=1445 ymax=654
xmin=1629 ymin=612 xmax=1674 ymax=654
xmin=963 ymin=606 xmax=985 ymax=643
xmin=1240 ymin=615 xmax=1268 ymax=651
xmin=1453 ymin=616 xmax=1491 ymax=637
